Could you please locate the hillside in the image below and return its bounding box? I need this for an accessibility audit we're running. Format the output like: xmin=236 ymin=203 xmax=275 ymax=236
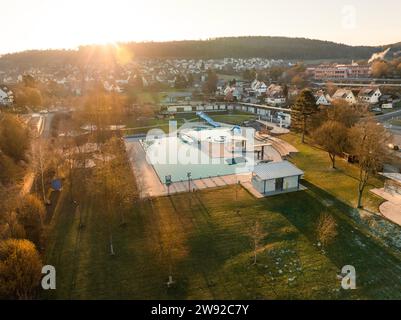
xmin=0 ymin=36 xmax=399 ymax=69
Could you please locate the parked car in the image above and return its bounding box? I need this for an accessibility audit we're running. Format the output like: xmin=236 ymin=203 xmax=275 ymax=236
xmin=371 ymin=107 xmax=383 ymax=115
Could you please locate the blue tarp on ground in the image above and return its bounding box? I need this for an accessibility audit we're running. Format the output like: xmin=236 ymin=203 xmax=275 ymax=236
xmin=51 ymin=179 xmax=62 ymax=191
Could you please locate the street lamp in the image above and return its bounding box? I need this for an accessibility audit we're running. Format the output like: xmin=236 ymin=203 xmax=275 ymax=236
xmin=187 ymin=172 xmax=192 ymax=192
xmin=165 ymin=175 xmax=172 ymax=196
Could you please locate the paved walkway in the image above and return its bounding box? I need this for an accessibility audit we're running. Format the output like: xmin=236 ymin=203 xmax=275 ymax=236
xmin=256 ymin=120 xmax=290 ymax=134
xmin=125 ymin=140 xmax=167 ymax=198
xmin=241 ymin=181 xmax=264 ymax=198
xmin=371 ymin=188 xmax=401 ymax=226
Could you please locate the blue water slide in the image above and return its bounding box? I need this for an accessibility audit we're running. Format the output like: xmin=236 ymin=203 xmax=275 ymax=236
xmin=231 ymin=125 xmax=241 ymax=132
xmin=196 ymin=111 xmax=221 ymax=128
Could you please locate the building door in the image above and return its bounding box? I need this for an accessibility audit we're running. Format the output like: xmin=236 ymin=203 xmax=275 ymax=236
xmin=275 ymin=178 xmax=284 ymax=192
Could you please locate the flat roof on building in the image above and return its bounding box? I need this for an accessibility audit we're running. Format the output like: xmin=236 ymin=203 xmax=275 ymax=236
xmin=381 ymin=172 xmax=401 ymax=183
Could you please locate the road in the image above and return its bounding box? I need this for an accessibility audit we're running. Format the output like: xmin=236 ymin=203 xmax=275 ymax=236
xmin=375 ymin=109 xmax=401 ymax=139
xmin=41 ymin=112 xmax=55 ymax=139
xmin=19 ymin=113 xmax=55 ymax=196
xmin=375 ymin=109 xmax=401 ymax=122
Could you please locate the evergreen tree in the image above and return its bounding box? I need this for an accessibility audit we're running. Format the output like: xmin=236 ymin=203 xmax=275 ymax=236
xmin=291 ymin=89 xmax=318 ymax=143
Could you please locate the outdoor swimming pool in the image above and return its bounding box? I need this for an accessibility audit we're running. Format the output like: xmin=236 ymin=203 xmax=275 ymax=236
xmin=141 ymin=134 xmax=255 ymax=183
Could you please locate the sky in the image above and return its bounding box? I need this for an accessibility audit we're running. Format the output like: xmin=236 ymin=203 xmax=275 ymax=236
xmin=0 ymin=0 xmax=400 ymax=54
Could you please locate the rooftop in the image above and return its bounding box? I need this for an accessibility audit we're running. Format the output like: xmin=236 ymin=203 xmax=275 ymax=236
xmin=381 ymin=172 xmax=401 ymax=183
xmin=253 ymin=161 xmax=304 ymax=180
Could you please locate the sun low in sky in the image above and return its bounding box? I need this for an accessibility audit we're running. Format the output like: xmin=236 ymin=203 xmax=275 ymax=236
xmin=1 ymin=0 xmax=400 ymax=54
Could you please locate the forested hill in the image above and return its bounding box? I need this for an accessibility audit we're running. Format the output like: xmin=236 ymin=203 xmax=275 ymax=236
xmin=0 ymin=36 xmax=399 ymax=69
xmin=125 ymin=37 xmax=381 ymax=60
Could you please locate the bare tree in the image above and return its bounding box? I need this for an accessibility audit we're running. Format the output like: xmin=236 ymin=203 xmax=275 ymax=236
xmin=30 ymin=139 xmax=62 ymax=204
xmin=94 ymin=136 xmax=136 ymax=255
xmin=349 ymin=120 xmax=392 ymax=208
xmin=326 ymin=99 xmax=367 ymax=128
xmin=313 ymin=120 xmax=349 ymax=169
xmin=249 ymin=221 xmax=267 ymax=265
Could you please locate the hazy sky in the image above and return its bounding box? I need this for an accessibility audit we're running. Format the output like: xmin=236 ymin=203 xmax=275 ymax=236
xmin=0 ymin=0 xmax=400 ymax=54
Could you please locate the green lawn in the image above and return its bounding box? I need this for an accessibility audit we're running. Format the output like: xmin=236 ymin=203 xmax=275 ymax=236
xmin=122 ymin=118 xmax=187 ymax=135
xmin=281 ymin=133 xmax=384 ymax=212
xmin=121 ymin=111 xmax=256 ymax=135
xmin=210 ymin=113 xmax=257 ymax=125
xmin=389 ymin=118 xmax=401 ymax=126
xmin=43 ymin=183 xmax=401 ymax=300
xmin=136 ymin=92 xmax=162 ymax=105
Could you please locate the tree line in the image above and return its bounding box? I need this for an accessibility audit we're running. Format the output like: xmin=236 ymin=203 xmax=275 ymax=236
xmin=2 ymin=37 xmax=398 ymax=70
xmin=0 ymin=114 xmax=48 ymax=299
xmin=1 ymin=85 xmax=141 ymax=298
xmin=291 ymin=90 xmax=393 ymax=208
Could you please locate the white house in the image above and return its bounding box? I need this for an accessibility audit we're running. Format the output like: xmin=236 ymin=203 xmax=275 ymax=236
xmin=266 ymin=92 xmax=286 ymax=106
xmin=224 ymin=86 xmax=242 ymax=100
xmin=316 ymin=94 xmax=331 ymax=106
xmin=0 ymin=87 xmax=13 ymax=106
xmin=251 ymin=161 xmax=304 ymax=196
xmin=332 ymin=89 xmax=357 ymax=105
xmin=265 ymin=84 xmax=286 ymax=105
xmin=358 ymin=87 xmax=381 ymax=104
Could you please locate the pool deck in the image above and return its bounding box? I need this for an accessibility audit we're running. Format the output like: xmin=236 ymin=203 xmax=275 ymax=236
xmin=125 ymin=139 xmax=252 ymax=198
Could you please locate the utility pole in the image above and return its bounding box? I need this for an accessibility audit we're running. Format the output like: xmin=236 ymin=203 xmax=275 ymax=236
xmin=187 ymin=172 xmax=191 ymax=192
xmin=236 ymin=179 xmax=238 ymax=201
xmin=165 ymin=175 xmax=172 ymax=197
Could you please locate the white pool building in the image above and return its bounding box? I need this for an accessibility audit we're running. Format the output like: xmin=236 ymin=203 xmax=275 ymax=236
xmin=251 ymin=161 xmax=304 ymax=196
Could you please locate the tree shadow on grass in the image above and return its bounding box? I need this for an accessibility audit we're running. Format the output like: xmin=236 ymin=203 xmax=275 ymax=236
xmin=263 ymin=181 xmax=401 ymax=299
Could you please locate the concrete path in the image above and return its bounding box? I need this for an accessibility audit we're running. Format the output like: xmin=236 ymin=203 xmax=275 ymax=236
xmin=371 ymin=188 xmax=401 ymax=227
xmin=379 ymin=202 xmax=401 ymax=226
xmin=125 ymin=141 xmax=167 ymax=198
xmin=256 ymin=120 xmax=290 ymax=134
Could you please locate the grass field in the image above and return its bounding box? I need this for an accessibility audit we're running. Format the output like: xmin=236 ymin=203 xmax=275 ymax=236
xmin=281 ymin=133 xmax=384 ymax=212
xmin=41 ymin=131 xmax=400 ymax=300
xmin=123 ymin=118 xmax=186 ymax=135
xmin=43 ymin=181 xmax=401 ymax=300
xmin=122 ymin=111 xmax=256 ymax=135
xmin=208 ymin=113 xmax=257 ymax=125
xmin=136 ymin=92 xmax=162 ymax=105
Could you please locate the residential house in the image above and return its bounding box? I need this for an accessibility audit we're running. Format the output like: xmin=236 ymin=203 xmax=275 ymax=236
xmin=266 ymin=91 xmax=286 ymax=106
xmin=251 ymin=80 xmax=267 ymax=96
xmin=0 ymin=86 xmax=13 ymax=106
xmin=314 ymin=90 xmax=331 ymax=106
xmin=224 ymin=86 xmax=242 ymax=101
xmin=358 ymin=87 xmax=381 ymax=105
xmin=380 ymin=93 xmax=401 ymax=109
xmin=216 ymin=80 xmax=227 ymax=94
xmin=265 ymin=84 xmax=286 ymax=106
